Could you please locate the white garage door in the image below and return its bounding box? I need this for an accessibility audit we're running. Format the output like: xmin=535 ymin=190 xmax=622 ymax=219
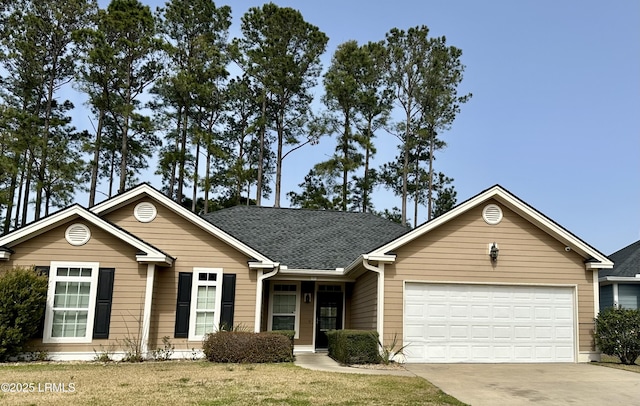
xmin=403 ymin=283 xmax=575 ymax=363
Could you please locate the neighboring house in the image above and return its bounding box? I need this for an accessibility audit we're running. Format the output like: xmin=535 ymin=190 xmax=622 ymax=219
xmin=0 ymin=184 xmax=613 ymax=363
xmin=599 ymin=240 xmax=640 ymax=310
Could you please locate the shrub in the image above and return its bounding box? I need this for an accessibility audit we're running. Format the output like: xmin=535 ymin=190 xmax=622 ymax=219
xmin=327 ymin=330 xmax=380 ymax=365
xmin=0 ymin=266 xmax=49 ymax=362
xmin=202 ymin=331 xmax=293 ymax=363
xmin=595 ymin=306 xmax=640 ymax=365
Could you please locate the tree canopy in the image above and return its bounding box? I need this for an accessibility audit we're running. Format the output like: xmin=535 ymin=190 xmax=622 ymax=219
xmin=0 ymin=0 xmax=470 ymax=230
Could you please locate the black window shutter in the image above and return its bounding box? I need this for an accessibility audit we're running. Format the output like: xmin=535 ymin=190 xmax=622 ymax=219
xmin=174 ymin=272 xmax=192 ymax=338
xmin=220 ymin=274 xmax=236 ymax=329
xmin=93 ymin=268 xmax=115 ymax=339
xmin=34 ymin=266 xmax=50 ymax=338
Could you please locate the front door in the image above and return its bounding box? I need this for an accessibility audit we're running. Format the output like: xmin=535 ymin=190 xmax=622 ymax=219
xmin=315 ymin=290 xmax=343 ymax=349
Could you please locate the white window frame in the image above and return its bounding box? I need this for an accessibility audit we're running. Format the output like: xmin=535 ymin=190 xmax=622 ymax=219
xmin=43 ymin=261 xmax=100 ymax=344
xmin=188 ymin=268 xmax=223 ymax=341
xmin=268 ymin=282 xmax=300 ymax=339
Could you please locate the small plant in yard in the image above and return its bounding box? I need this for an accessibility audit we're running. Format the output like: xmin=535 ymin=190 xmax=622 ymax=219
xmin=376 ymin=332 xmax=409 ymax=365
xmin=93 ymin=345 xmax=115 ymax=362
xmin=150 ymin=336 xmax=175 ymax=361
xmin=595 ymin=306 xmax=640 ymax=365
xmin=0 ymin=266 xmax=48 ymax=362
xmin=118 ymin=309 xmax=145 ymax=362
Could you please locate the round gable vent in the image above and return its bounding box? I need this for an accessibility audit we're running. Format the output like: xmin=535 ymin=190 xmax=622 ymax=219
xmin=65 ymin=223 xmax=91 ymax=246
xmin=482 ymin=204 xmax=503 ymax=225
xmin=134 ymin=202 xmax=157 ymax=223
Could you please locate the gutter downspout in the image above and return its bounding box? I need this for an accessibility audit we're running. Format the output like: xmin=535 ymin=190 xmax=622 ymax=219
xmin=362 ymin=255 xmax=385 ymax=344
xmin=254 ymin=266 xmax=279 ymax=332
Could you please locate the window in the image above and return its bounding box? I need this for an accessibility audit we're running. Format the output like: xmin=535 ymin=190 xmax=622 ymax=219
xmin=44 ymin=262 xmax=100 ymax=343
xmin=269 ymin=283 xmax=299 ymax=338
xmin=188 ymin=268 xmax=222 ymax=340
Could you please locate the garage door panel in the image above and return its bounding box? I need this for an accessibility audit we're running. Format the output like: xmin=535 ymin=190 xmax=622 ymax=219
xmin=404 ymin=283 xmax=575 ymax=363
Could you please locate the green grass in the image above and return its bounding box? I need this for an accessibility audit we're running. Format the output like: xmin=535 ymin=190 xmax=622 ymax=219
xmin=593 ymin=354 xmax=640 ymax=374
xmin=0 ymin=361 xmax=467 ymax=405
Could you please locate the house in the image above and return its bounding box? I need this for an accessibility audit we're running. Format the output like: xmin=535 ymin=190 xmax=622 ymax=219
xmin=0 ymin=184 xmax=613 ymax=363
xmin=599 ymin=240 xmax=640 ymax=310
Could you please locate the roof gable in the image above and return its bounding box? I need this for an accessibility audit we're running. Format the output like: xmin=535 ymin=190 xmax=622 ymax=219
xmin=368 ymin=184 xmax=613 ymax=269
xmin=203 ymin=206 xmax=410 ymax=270
xmin=90 ymin=183 xmax=275 ymax=266
xmin=0 ymin=204 xmax=173 ymax=264
xmin=599 ymin=239 xmax=640 ymax=278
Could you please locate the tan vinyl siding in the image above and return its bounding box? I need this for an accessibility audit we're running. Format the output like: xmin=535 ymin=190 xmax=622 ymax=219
xmin=3 ymin=218 xmax=145 ymax=353
xmin=350 ymin=268 xmax=378 ymax=330
xmin=297 ymin=285 xmax=314 ymax=346
xmin=384 ymin=200 xmax=596 ymax=352
xmin=103 ymin=198 xmax=256 ymax=349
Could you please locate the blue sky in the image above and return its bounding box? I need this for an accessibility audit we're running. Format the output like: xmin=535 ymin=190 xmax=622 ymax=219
xmin=90 ymin=0 xmax=639 ymax=255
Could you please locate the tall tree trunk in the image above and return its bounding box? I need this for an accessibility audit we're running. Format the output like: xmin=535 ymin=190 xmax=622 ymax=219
xmin=177 ymin=108 xmax=188 ymax=204
xmin=401 ymin=110 xmax=411 ymax=226
xmin=256 ymin=92 xmax=266 ymax=206
xmin=35 ymin=62 xmax=58 ymax=220
xmin=203 ymin=149 xmax=211 ymax=214
xmin=21 ymin=153 xmax=34 ymax=227
xmin=413 ymin=152 xmax=420 ymax=228
xmin=191 ymin=139 xmax=199 ymax=212
xmin=341 ymin=113 xmax=349 ymax=211
xmin=427 ymin=128 xmax=435 ymax=221
xmin=108 ymin=151 xmax=115 ymax=197
xmin=119 ymin=62 xmax=134 ymax=194
xmin=168 ymin=106 xmax=182 ymax=199
xmin=362 ymin=121 xmax=373 ymax=213
xmin=274 ymin=110 xmax=284 ymax=208
xmin=3 ymin=167 xmax=18 ymax=233
xmin=89 ymin=109 xmax=105 ymax=206
xmin=237 ymin=138 xmax=244 ymax=203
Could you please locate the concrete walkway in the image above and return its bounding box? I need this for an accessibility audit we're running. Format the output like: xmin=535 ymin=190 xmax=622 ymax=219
xmin=294 ymin=352 xmax=414 ymax=376
xmin=405 ymin=363 xmax=640 ymax=406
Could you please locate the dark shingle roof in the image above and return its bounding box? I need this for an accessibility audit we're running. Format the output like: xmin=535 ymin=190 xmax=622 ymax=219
xmin=599 ymin=239 xmax=640 ymax=278
xmin=202 ymin=206 xmax=410 ymax=270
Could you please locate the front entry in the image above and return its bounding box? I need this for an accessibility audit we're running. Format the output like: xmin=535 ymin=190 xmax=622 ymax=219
xmin=315 ymin=289 xmax=343 ymax=349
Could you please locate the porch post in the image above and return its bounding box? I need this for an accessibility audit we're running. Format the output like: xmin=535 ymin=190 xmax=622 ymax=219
xmin=141 ymin=263 xmax=155 ymax=356
xmin=362 ymin=259 xmax=385 ymax=343
xmin=254 ymin=270 xmax=264 ymax=333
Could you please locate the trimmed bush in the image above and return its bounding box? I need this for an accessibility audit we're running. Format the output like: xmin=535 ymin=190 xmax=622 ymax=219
xmin=0 ymin=267 xmax=49 ymax=362
xmin=327 ymin=329 xmax=380 ymax=365
xmin=202 ymin=331 xmax=293 ymax=363
xmin=595 ymin=306 xmax=640 ymax=365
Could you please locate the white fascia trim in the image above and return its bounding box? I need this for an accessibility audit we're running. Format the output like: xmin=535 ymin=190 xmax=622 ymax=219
xmin=367 ymin=185 xmax=613 ymax=268
xmin=92 ymin=184 xmax=273 ymax=266
xmin=599 ymin=276 xmax=640 ymax=282
xmin=0 ymin=205 xmax=172 ymax=265
xmin=0 ymin=205 xmax=87 ymax=247
xmin=0 ymin=250 xmax=10 ymax=260
xmin=362 ymin=254 xmax=396 ymax=263
xmin=249 ymin=261 xmax=279 ymax=269
xmin=586 ymin=262 xmax=614 ymax=270
xmin=279 ymin=268 xmax=345 ymax=276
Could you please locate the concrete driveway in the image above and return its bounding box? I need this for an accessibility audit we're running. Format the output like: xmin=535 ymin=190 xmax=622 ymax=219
xmin=405 ymin=363 xmax=640 ymax=406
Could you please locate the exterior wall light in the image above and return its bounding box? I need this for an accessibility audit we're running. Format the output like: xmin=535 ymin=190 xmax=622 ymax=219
xmin=490 ymin=242 xmax=499 ymax=262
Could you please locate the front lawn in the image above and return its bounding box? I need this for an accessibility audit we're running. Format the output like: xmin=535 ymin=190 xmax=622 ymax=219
xmin=0 ymin=361 xmax=466 ymax=405
xmin=594 ymin=354 xmax=640 ymax=374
